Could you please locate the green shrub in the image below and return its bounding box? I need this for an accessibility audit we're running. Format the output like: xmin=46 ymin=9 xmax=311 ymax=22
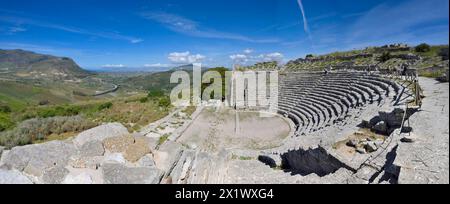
xmin=415 ymin=43 xmax=431 ymax=53
xmin=0 ymin=115 xmax=97 ymax=148
xmin=148 ymin=89 xmax=165 ymax=98
xmin=139 ymin=97 xmax=149 ymax=103
xmin=98 ymin=102 xmax=113 ymax=111
xmin=158 ymin=97 xmax=171 ymax=108
xmin=0 ymin=105 xmax=11 ymax=113
xmin=378 ymin=52 xmax=392 ymax=63
xmin=158 ymin=134 xmax=169 ymax=146
xmin=0 ymin=113 xmax=14 ymax=131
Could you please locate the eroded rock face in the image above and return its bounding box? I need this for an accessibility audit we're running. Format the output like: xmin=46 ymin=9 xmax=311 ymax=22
xmin=80 ymin=141 xmax=105 ymax=157
xmin=42 ymin=166 xmax=69 ymax=184
xmin=103 ymin=153 xmax=126 ymax=164
xmin=103 ymin=135 xmax=135 ymax=153
xmin=124 ymin=137 xmax=152 ymax=163
xmin=0 ymin=122 xmax=161 ymax=184
xmin=102 ymin=163 xmax=163 ymax=184
xmin=137 ymin=155 xmax=156 ymax=167
xmin=0 ymin=169 xmax=33 ymax=184
xmin=0 ymin=141 xmax=77 ymax=177
xmin=73 ymin=123 xmax=129 ymax=147
xmin=68 ymin=156 xmax=102 ymax=170
xmin=153 ymin=141 xmax=184 ymax=176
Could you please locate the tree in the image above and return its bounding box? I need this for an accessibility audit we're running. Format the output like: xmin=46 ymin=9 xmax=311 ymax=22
xmin=158 ymin=97 xmax=171 ymax=108
xmin=0 ymin=105 xmax=11 ymax=113
xmin=147 ymin=88 xmax=165 ymax=98
xmin=305 ymin=54 xmax=314 ymax=58
xmin=378 ymin=52 xmax=392 ymax=63
xmin=98 ymin=102 xmax=113 ymax=111
xmin=415 ymin=43 xmax=431 ymax=53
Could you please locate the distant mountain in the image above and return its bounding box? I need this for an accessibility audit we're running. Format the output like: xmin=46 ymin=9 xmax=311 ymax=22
xmin=123 ymin=65 xmax=216 ymax=93
xmin=170 ymin=64 xmax=210 ymax=71
xmin=0 ymin=49 xmax=91 ymax=79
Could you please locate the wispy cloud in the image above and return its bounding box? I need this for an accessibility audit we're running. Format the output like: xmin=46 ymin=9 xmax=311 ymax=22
xmin=348 ymin=0 xmax=449 ymax=45
xmin=309 ymin=12 xmax=337 ymax=23
xmin=0 ymin=15 xmax=143 ymax=44
xmin=243 ymin=49 xmax=253 ymax=54
xmin=140 ymin=11 xmax=279 ymax=43
xmin=6 ymin=26 xmax=27 ymax=34
xmin=342 ymin=12 xmax=366 ymax=19
xmin=296 ymin=0 xmax=310 ymax=34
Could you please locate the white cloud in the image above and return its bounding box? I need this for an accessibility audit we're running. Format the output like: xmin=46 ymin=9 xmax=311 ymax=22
xmin=9 ymin=26 xmax=26 ymax=33
xmin=168 ymin=51 xmax=205 ymax=64
xmin=130 ymin=39 xmax=144 ymax=44
xmin=230 ymin=51 xmax=284 ymax=64
xmin=243 ymin=49 xmax=253 ymax=54
xmin=230 ymin=54 xmax=248 ymax=63
xmin=144 ymin=63 xmax=171 ymax=68
xmin=258 ymin=52 xmax=284 ymax=62
xmin=102 ymin=64 xmax=125 ymax=68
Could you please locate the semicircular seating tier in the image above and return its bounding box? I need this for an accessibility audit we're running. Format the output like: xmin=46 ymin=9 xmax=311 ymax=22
xmin=277 ymin=71 xmax=404 ymax=136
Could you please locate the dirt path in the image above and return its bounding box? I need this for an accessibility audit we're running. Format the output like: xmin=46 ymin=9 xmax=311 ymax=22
xmin=395 ymin=77 xmax=449 ymax=184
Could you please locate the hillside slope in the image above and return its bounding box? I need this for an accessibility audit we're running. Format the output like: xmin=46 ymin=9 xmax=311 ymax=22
xmin=285 ymin=44 xmax=449 ymax=80
xmin=0 ymin=49 xmax=91 ymax=80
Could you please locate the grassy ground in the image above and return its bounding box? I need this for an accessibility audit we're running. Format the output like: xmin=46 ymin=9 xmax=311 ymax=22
xmin=0 ymin=91 xmax=172 ymax=147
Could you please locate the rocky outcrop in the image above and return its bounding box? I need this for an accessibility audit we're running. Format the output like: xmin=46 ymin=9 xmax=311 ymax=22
xmin=80 ymin=141 xmax=105 ymax=157
xmin=0 ymin=141 xmax=77 ymax=178
xmin=0 ymin=123 xmax=165 ymax=184
xmin=73 ymin=123 xmax=129 ymax=147
xmin=102 ymin=163 xmax=163 ymax=184
xmin=124 ymin=136 xmax=152 ymax=162
xmin=103 ymin=135 xmax=135 ymax=153
xmin=0 ymin=169 xmax=33 ymax=184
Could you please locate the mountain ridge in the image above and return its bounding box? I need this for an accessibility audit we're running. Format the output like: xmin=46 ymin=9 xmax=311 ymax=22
xmin=0 ymin=49 xmax=91 ymax=79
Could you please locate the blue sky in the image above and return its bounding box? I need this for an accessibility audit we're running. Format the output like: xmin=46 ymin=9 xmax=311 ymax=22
xmin=0 ymin=0 xmax=448 ymax=70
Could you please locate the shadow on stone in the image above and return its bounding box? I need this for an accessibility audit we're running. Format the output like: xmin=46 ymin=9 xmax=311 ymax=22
xmin=279 ymin=146 xmax=355 ymax=177
xmin=258 ymin=155 xmax=277 ymax=168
